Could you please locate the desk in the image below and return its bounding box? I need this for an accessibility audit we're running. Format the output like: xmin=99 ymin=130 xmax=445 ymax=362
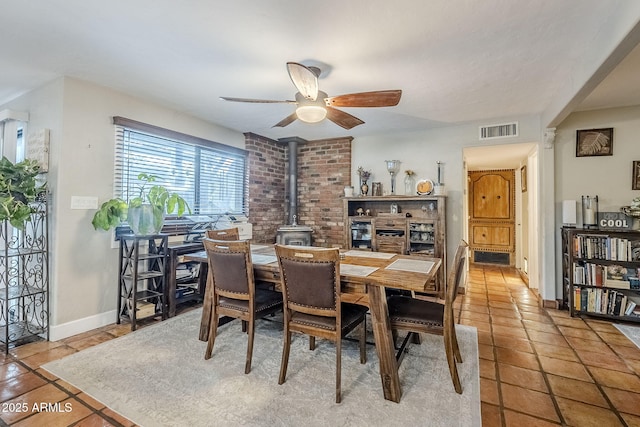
xmin=185 ymin=245 xmax=441 ymax=403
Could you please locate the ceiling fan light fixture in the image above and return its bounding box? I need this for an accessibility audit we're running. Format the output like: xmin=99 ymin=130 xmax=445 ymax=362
xmin=295 ymin=105 xmax=327 ymax=123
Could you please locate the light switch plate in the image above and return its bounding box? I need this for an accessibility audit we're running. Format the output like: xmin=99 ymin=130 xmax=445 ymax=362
xmin=71 ymin=196 xmax=99 ymax=210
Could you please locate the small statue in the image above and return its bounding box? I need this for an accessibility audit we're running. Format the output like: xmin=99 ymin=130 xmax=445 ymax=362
xmin=365 ymin=209 xmax=371 ymax=216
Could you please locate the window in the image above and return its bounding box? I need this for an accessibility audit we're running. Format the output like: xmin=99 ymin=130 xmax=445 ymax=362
xmin=113 ymin=117 xmax=247 ymax=216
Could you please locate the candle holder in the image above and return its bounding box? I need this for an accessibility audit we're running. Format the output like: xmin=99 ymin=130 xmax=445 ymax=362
xmin=385 ymin=160 xmax=401 ymax=194
xmin=581 ymin=195 xmax=598 ymax=228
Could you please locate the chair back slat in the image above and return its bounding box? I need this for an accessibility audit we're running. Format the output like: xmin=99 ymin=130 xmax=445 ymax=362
xmin=206 ymin=227 xmax=240 ymax=240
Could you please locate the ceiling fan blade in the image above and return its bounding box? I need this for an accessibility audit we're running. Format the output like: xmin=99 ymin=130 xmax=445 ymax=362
xmin=325 ymin=90 xmax=402 ymax=108
xmin=220 ymin=96 xmax=296 ymax=104
xmin=325 ymin=106 xmax=365 ymax=130
xmin=286 ymin=62 xmax=319 ymax=101
xmin=273 ymin=112 xmax=298 ymax=128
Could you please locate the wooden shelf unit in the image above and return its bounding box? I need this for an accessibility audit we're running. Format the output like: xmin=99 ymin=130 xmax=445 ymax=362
xmin=343 ymin=195 xmax=446 ymax=292
xmin=562 ymin=227 xmax=640 ymax=322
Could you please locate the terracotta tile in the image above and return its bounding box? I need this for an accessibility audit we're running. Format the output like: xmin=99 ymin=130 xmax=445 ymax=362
xmin=520 ymin=312 xmax=554 ymax=323
xmin=477 ymin=330 xmax=493 ymax=345
xmin=532 ymin=341 xmax=579 ymax=362
xmin=500 ymin=383 xmax=559 ymax=422
xmin=565 ymin=336 xmax=613 ymax=354
xmin=516 ymin=304 xmax=547 ymax=314
xmin=490 ymin=307 xmax=522 ymax=319
xmin=487 ymin=294 xmax=513 ymax=303
xmin=490 ymin=316 xmax=524 ymax=328
xmin=576 ymin=348 xmax=632 ymax=372
xmin=550 ymin=316 xmax=591 ymax=329
xmin=555 ymin=397 xmax=624 ymax=427
xmin=611 ymin=343 xmax=640 ymax=361
xmin=62 ymin=328 xmax=107 ymax=344
xmin=586 ymin=320 xmax=620 ymax=333
xmin=0 ymin=383 xmax=71 ymax=424
xmin=478 ymin=343 xmax=495 ymax=361
xmin=35 ymin=367 xmax=58 ymax=381
xmin=493 ymin=334 xmax=533 ymax=353
xmin=101 ymin=407 xmax=136 ymax=427
xmin=596 ymin=330 xmax=638 ymax=347
xmin=538 ymin=355 xmax=592 ymax=381
xmin=481 ymin=403 xmax=502 ymax=427
xmin=460 ymin=311 xmax=491 ymax=323
xmin=19 ymin=346 xmax=77 ymax=369
xmin=546 ymin=374 xmax=608 ymax=407
xmin=461 ymin=304 xmax=490 ymax=314
xmin=479 ymin=358 xmax=496 ymax=380
xmin=0 ymin=372 xmax=47 ymax=402
xmin=557 ymin=325 xmax=601 ymax=341
xmin=498 ymin=363 xmax=548 ymax=392
xmin=545 ymin=308 xmax=571 ymax=318
xmin=65 ymin=331 xmax=116 ymax=351
xmin=602 ymin=386 xmax=640 ymax=416
xmin=621 ymin=412 xmax=640 ymax=427
xmin=503 ymin=409 xmax=561 ymax=426
xmin=77 ymin=392 xmax=106 ymax=410
xmin=626 ymin=358 xmax=640 ymax=376
xmin=489 ymin=300 xmax=518 ymax=310
xmin=522 ymin=320 xmax=560 ymax=334
xmin=481 ymin=377 xmax=500 ymax=405
xmin=74 ymin=413 xmax=119 ymax=427
xmin=56 ymin=378 xmax=82 ymax=394
xmin=12 ymin=397 xmax=93 ymax=427
xmin=527 ymin=330 xmax=569 ymax=347
xmin=495 ymin=347 xmax=540 ymax=370
xmin=491 ymin=324 xmax=528 ymax=339
xmin=9 ymin=340 xmax=67 ymax=360
xmin=0 ymin=361 xmax=28 ymax=382
xmin=588 ymin=366 xmax=640 ymax=392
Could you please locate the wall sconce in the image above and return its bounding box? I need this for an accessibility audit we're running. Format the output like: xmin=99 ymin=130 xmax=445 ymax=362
xmin=581 ymin=195 xmax=598 ymax=228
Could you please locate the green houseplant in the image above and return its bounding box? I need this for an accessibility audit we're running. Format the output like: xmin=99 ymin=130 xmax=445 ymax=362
xmin=0 ymin=156 xmax=46 ymax=229
xmin=92 ymin=173 xmax=191 ymax=235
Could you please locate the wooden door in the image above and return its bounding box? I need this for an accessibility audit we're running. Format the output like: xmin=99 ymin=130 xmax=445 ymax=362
xmin=468 ymin=170 xmax=515 ymax=265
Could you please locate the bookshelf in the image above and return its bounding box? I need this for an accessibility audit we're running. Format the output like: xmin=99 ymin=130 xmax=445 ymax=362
xmin=563 ymin=227 xmax=640 ymax=322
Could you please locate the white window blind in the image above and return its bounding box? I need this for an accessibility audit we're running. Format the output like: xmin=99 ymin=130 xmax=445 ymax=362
xmin=113 ymin=117 xmax=247 ymax=215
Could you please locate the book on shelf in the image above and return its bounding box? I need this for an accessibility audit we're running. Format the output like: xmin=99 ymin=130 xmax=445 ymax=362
xmin=604 ymin=265 xmax=635 ymax=289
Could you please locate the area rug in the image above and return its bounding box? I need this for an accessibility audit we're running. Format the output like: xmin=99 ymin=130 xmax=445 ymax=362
xmin=614 ymin=323 xmax=640 ymax=349
xmin=43 ymin=309 xmax=480 ymax=427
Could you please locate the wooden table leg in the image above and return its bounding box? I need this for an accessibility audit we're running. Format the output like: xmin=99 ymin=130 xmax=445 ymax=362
xmin=199 ymin=270 xmax=214 ymax=341
xmin=367 ymin=284 xmax=402 ymax=403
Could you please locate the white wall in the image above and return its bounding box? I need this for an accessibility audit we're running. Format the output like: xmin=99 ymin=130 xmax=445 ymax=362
xmin=1 ymin=77 xmax=244 ymax=339
xmin=555 ymin=105 xmax=640 ymax=298
xmin=352 ymin=115 xmax=545 ymax=277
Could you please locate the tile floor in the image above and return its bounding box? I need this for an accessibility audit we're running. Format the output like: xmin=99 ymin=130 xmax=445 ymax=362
xmin=1 ymin=263 xmax=640 ymax=426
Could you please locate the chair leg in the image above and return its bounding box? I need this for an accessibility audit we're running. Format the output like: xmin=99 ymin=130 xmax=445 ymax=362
xmin=245 ymin=319 xmax=255 ymax=374
xmin=204 ymin=310 xmax=220 ymax=360
xmin=336 ymin=336 xmax=342 ymax=404
xmin=242 ymin=320 xmax=247 ymax=333
xmin=451 ymin=325 xmax=462 ymax=363
xmin=443 ymin=329 xmax=462 ymax=394
xmin=309 ymin=336 xmax=316 ymax=350
xmin=359 ymin=317 xmax=366 ymax=364
xmin=279 ymin=329 xmax=292 ymax=385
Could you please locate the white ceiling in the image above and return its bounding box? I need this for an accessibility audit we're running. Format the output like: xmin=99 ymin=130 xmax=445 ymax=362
xmin=1 ymin=1 xmax=640 ymax=146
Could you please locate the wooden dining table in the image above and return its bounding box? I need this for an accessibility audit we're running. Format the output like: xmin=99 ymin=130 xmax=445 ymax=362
xmin=185 ymin=244 xmax=442 ymax=403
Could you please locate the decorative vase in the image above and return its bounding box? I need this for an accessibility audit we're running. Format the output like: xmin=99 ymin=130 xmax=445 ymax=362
xmin=404 ymin=175 xmax=415 ymax=195
xmin=360 ymin=181 xmax=369 ymax=196
xmin=127 ymin=204 xmax=164 ymax=235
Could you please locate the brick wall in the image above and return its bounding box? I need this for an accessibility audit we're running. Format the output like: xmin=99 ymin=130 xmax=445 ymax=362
xmin=244 ymin=133 xmax=352 ymax=247
xmin=295 ymin=137 xmax=352 ymax=247
xmin=244 ymin=132 xmax=285 ymax=243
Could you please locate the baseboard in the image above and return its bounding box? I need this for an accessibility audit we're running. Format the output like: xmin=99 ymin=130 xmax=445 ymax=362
xmin=49 ymin=310 xmax=117 ymax=341
xmin=542 ymin=299 xmax=559 ymax=309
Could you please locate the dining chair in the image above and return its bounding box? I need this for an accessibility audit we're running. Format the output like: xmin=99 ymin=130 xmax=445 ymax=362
xmin=387 ymin=240 xmax=468 ymax=394
xmin=203 ymin=239 xmax=283 ymax=374
xmin=275 ymin=245 xmax=368 ymax=403
xmin=206 ymin=227 xmax=240 ymax=240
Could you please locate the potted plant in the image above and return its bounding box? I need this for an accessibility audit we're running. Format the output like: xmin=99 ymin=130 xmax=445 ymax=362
xmin=0 ymin=156 xmax=46 ymax=229
xmin=92 ymin=173 xmax=191 ymax=235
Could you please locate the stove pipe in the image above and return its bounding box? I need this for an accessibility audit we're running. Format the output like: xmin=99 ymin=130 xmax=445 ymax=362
xmin=287 ymin=138 xmax=298 ymax=225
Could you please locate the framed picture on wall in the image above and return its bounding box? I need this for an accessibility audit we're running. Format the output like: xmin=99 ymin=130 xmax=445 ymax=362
xmin=520 ymin=165 xmax=527 ymax=192
xmin=633 ymin=161 xmax=640 ymax=190
xmin=576 ymin=128 xmax=613 ymax=157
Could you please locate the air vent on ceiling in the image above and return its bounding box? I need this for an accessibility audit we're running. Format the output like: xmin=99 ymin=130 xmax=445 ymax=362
xmin=479 ymin=122 xmax=518 ymax=140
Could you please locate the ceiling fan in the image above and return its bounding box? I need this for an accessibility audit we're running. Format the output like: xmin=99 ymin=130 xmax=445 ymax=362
xmin=220 ymin=62 xmax=402 ymax=130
